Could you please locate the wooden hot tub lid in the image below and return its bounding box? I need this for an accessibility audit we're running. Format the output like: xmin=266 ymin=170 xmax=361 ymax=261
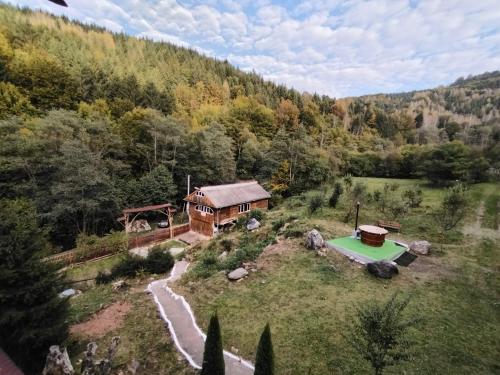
xmin=359 ymin=225 xmax=388 ymax=235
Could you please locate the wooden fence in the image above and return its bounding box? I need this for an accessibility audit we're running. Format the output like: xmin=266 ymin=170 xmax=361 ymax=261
xmin=44 ymin=246 xmax=119 ymax=266
xmin=127 ymin=223 xmax=190 ymax=249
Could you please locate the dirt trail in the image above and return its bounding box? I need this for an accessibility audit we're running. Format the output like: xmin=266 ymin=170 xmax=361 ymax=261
xmin=70 ymin=301 xmax=132 ymax=338
xmin=462 ymin=201 xmax=499 ymax=239
xmin=148 ymin=261 xmax=254 ymax=375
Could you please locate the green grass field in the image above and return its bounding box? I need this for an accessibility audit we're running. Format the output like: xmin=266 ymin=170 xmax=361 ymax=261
xmin=175 ymin=177 xmax=500 ymax=374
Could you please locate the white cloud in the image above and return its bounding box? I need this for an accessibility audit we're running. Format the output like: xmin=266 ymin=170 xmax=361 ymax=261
xmin=5 ymin=0 xmax=500 ymax=97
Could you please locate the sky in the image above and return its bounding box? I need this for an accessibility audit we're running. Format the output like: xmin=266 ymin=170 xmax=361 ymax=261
xmin=5 ymin=0 xmax=500 ymax=97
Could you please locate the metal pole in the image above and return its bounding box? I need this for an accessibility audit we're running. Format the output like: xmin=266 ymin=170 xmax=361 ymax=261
xmin=354 ymin=201 xmax=360 ymax=230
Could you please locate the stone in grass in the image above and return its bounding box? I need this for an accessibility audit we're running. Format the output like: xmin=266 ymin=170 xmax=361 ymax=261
xmin=227 ymin=267 xmax=248 ymax=281
xmin=246 ymin=218 xmax=261 ymax=231
xmin=409 ymin=240 xmax=431 ymax=255
xmin=112 ymin=279 xmax=129 ymax=291
xmin=218 ymin=251 xmax=228 ymax=260
xmin=58 ymin=288 xmax=77 ymax=299
xmin=305 ymin=229 xmax=324 ymax=250
xmin=367 ymin=261 xmax=399 ymax=279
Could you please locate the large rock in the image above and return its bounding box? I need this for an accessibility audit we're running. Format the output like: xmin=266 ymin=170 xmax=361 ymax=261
xmin=227 ymin=267 xmax=248 ymax=280
xmin=305 ymin=229 xmax=324 ymax=250
xmin=367 ymin=261 xmax=399 ymax=279
xmin=409 ymin=240 xmax=431 ymax=255
xmin=58 ymin=288 xmax=77 ymax=299
xmin=246 ymin=218 xmax=261 ymax=231
xmin=43 ymin=346 xmax=74 ymax=375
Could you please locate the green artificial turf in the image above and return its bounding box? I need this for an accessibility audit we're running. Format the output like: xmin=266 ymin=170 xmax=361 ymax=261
xmin=326 ymin=236 xmax=405 ymax=261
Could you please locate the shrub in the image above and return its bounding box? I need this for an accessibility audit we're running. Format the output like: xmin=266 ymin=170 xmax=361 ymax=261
xmin=95 ymin=271 xmax=113 ymax=285
xmin=284 ymin=228 xmax=303 ymax=238
xmin=402 ymin=188 xmax=423 ymax=208
xmin=249 ymin=209 xmax=264 ymax=222
xmin=110 ymin=255 xmax=146 ymax=278
xmin=254 ymin=324 xmax=274 ymax=375
xmin=98 ymin=248 xmax=175 ymax=283
xmin=220 ymin=239 xmax=233 ymax=252
xmin=201 ymin=313 xmax=225 ymax=375
xmin=74 ymin=231 xmax=127 ymax=262
xmin=308 ymin=194 xmax=324 ymax=214
xmin=145 ymin=247 xmax=174 ymax=274
xmin=235 ymin=215 xmax=247 ymax=229
xmin=329 ymin=182 xmax=343 ymax=208
xmin=272 ymin=218 xmax=286 ymax=232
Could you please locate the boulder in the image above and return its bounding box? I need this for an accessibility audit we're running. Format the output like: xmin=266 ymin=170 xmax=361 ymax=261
xmin=246 ymin=218 xmax=261 ymax=231
xmin=409 ymin=240 xmax=431 ymax=255
xmin=305 ymin=229 xmax=324 ymax=250
xmin=58 ymin=288 xmax=77 ymax=299
xmin=367 ymin=261 xmax=399 ymax=279
xmin=227 ymin=267 xmax=248 ymax=280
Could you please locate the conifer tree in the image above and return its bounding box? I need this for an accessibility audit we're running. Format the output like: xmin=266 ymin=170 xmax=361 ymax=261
xmin=201 ymin=313 xmax=225 ymax=375
xmin=0 ymin=199 xmax=69 ymax=374
xmin=254 ymin=324 xmax=274 ymax=375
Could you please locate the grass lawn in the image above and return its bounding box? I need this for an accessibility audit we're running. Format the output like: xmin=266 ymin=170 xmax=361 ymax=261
xmin=65 ymin=254 xmax=123 ymax=281
xmin=175 ymin=177 xmax=500 ymax=375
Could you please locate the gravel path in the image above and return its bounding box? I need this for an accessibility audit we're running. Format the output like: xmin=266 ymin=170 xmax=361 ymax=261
xmin=148 ymin=261 xmax=254 ymax=375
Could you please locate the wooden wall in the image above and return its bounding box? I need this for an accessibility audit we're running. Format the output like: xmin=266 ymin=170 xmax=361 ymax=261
xmin=189 ymin=204 xmax=215 ymax=236
xmin=188 ymin=199 xmax=269 ymax=237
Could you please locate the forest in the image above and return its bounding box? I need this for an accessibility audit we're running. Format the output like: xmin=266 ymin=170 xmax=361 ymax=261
xmin=0 ymin=4 xmax=498 ymax=250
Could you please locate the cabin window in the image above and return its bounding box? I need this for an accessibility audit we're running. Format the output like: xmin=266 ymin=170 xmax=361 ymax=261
xmin=238 ymin=203 xmax=250 ymax=213
xmin=195 ymin=191 xmax=204 ymax=197
xmin=195 ymin=205 xmax=213 ymax=214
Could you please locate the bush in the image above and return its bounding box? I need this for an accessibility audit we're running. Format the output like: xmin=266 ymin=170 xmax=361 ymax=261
xmin=145 ymin=247 xmax=174 ymax=274
xmin=249 ymin=209 xmax=264 ymax=222
xmin=235 ymin=215 xmax=247 ymax=229
xmin=110 ymin=255 xmax=146 ymax=278
xmin=74 ymin=231 xmax=127 ymax=262
xmin=308 ymin=194 xmax=324 ymax=214
xmin=284 ymin=228 xmax=303 ymax=238
xmin=329 ymin=182 xmax=343 ymax=208
xmin=272 ymin=218 xmax=286 ymax=232
xmin=220 ymin=239 xmax=233 ymax=252
xmin=402 ymin=188 xmax=423 ymax=208
xmin=98 ymin=248 xmax=175 ymax=283
xmin=95 ymin=271 xmax=113 ymax=285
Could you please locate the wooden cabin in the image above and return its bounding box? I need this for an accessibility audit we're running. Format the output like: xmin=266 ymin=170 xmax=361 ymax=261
xmin=184 ymin=181 xmax=271 ymax=237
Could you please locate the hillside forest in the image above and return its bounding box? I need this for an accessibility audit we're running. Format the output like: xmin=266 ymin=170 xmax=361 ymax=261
xmin=0 ymin=4 xmax=499 ymax=250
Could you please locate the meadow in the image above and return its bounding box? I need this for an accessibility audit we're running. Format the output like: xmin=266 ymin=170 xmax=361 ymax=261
xmin=175 ymin=177 xmax=499 ymax=374
xmin=63 ymin=178 xmax=499 ymax=374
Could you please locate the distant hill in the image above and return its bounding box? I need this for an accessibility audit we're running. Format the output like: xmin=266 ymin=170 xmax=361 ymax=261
xmin=354 ymin=71 xmax=500 ymax=128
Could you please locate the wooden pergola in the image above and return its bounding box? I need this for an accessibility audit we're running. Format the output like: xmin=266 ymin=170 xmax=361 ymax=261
xmin=117 ymin=203 xmax=176 ymax=238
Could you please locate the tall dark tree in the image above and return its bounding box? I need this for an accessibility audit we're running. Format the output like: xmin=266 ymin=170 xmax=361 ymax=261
xmin=0 ymin=199 xmax=68 ymax=374
xmin=254 ymin=324 xmax=274 ymax=375
xmin=201 ymin=313 xmax=225 ymax=375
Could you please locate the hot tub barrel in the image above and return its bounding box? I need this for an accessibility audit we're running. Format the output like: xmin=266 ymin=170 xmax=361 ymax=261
xmin=359 ymin=225 xmax=388 ymax=247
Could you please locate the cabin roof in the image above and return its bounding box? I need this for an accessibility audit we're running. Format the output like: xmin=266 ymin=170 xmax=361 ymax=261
xmin=185 ymin=181 xmax=270 ymax=208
